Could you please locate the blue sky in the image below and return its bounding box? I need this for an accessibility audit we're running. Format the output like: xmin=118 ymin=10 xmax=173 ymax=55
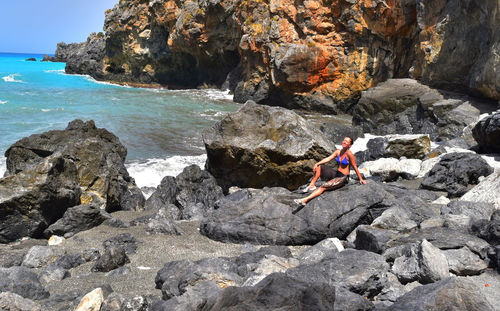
xmin=0 ymin=0 xmax=118 ymax=54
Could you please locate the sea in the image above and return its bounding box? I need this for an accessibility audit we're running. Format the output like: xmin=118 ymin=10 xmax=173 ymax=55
xmin=0 ymin=52 xmax=240 ymax=190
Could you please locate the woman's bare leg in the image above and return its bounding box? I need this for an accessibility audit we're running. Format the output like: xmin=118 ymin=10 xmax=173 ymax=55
xmin=308 ymin=166 xmax=321 ymax=188
xmin=301 ymin=187 xmax=326 ymax=204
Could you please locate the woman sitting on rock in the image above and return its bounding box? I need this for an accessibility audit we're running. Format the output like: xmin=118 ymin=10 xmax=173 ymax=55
xmin=294 ymin=137 xmax=367 ymax=206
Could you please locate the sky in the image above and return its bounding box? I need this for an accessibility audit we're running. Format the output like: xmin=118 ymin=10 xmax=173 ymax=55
xmin=0 ymin=0 xmax=119 ymax=54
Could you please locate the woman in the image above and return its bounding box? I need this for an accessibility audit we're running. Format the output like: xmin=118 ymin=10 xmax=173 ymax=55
xmin=294 ymin=137 xmax=366 ymax=206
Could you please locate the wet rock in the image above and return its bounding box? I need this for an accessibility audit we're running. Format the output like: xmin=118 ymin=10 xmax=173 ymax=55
xmin=0 ymin=291 xmax=42 ymax=311
xmin=203 ymin=101 xmax=335 ymax=191
xmin=92 ymin=245 xmax=130 ymax=273
xmin=0 ymin=156 xmax=81 ymax=243
xmin=472 ymin=111 xmax=500 ymax=152
xmin=4 ymin=119 xmax=144 ymax=212
xmin=43 ymin=204 xmax=108 ymax=237
xmin=443 ymin=247 xmax=488 ymax=276
xmin=0 ymin=266 xmax=49 ymax=300
xmin=420 ymin=152 xmax=494 ymax=197
xmin=387 ymin=277 xmax=495 ymax=311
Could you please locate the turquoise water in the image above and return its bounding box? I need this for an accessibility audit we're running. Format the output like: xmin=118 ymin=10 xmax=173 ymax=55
xmin=0 ymin=52 xmax=240 ymax=187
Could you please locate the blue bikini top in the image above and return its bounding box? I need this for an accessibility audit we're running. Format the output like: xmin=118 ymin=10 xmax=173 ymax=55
xmin=336 ymin=153 xmax=349 ymax=165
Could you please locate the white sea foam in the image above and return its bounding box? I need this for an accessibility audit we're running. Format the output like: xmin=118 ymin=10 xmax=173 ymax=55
xmin=0 ymin=100 xmax=7 ymax=104
xmin=2 ymin=74 xmax=25 ymax=83
xmin=126 ymin=154 xmax=207 ymax=189
xmin=41 ymin=109 xmax=51 ymax=112
xmin=44 ymin=69 xmax=65 ymax=74
xmin=0 ymin=157 xmax=6 ymax=178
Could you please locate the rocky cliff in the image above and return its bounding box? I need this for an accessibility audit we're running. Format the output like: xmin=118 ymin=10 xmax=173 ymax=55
xmin=62 ymin=0 xmax=500 ymax=111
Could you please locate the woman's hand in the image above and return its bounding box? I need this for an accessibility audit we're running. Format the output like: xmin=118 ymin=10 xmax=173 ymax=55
xmin=360 ymin=179 xmax=367 ymax=185
xmin=313 ymin=163 xmax=319 ymax=172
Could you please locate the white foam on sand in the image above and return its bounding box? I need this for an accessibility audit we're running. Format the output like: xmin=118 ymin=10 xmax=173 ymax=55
xmin=2 ymin=74 xmax=25 ymax=83
xmin=0 ymin=157 xmax=6 ymax=177
xmin=126 ymin=154 xmax=207 ymax=189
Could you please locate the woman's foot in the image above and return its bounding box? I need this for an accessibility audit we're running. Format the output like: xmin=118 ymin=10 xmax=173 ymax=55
xmin=293 ymin=199 xmax=306 ymax=206
xmin=302 ymin=185 xmax=317 ymax=193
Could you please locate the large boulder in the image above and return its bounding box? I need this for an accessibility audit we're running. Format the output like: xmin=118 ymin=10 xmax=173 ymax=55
xmin=145 ymin=165 xmax=223 ymax=220
xmin=4 ymin=119 xmax=144 ymax=212
xmin=352 ymin=79 xmax=485 ymax=141
xmin=420 ymin=152 xmax=494 ymax=197
xmin=472 ymin=111 xmax=500 ymax=153
xmin=0 ymin=266 xmax=50 ymax=300
xmin=0 ymin=156 xmax=81 ymax=243
xmin=387 ymin=277 xmax=495 ymax=311
xmin=202 ymin=101 xmax=335 ymax=191
xmin=43 ymin=204 xmax=109 ymax=237
xmin=200 ymin=182 xmax=435 ymax=245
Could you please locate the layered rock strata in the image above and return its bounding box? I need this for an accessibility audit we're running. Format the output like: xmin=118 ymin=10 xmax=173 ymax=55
xmin=59 ymin=0 xmax=500 ymax=110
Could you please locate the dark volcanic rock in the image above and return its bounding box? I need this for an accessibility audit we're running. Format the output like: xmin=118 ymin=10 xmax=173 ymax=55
xmin=0 ymin=156 xmax=81 ymax=243
xmin=0 ymin=266 xmax=50 ymax=300
xmin=387 ymin=277 xmax=495 ymax=311
xmin=103 ymin=233 xmax=138 ymax=255
xmin=472 ymin=111 xmax=500 ymax=153
xmin=92 ymin=245 xmax=130 ymax=272
xmin=202 ymin=101 xmax=335 ymax=191
xmin=420 ymin=152 xmax=493 ymax=197
xmin=4 ymin=119 xmax=144 ymax=212
xmin=201 ymin=182 xmax=434 ymax=245
xmin=64 ymin=33 xmax=106 ymax=79
xmin=43 ymin=204 xmax=108 ymax=237
xmin=145 ymin=165 xmax=223 ymax=220
xmin=25 ymin=58 xmax=36 ymax=61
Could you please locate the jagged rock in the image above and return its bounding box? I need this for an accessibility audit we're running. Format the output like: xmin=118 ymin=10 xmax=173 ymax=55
xmin=385 ymin=134 xmax=431 ymax=159
xmin=288 ymin=249 xmax=389 ymax=298
xmin=470 ymin=219 xmax=500 ymax=246
xmin=105 ymin=266 xmax=131 ymax=277
xmin=442 ymin=214 xmax=471 ymax=232
xmin=4 ymin=119 xmax=144 ymax=213
xmin=39 ymin=266 xmax=69 ymax=283
xmin=65 ymin=33 xmax=106 ymax=79
xmin=0 ymin=266 xmax=49 ymax=300
xmin=25 ymin=58 xmax=36 ymax=61
xmin=371 ymin=207 xmax=418 ymax=233
xmin=151 ymin=281 xmax=221 ymax=311
xmin=103 ymin=233 xmax=138 ymax=255
xmin=92 ymin=245 xmax=129 ymax=273
xmin=242 ymin=255 xmax=299 ymax=287
xmin=354 ymin=137 xmax=389 ymax=164
xmin=297 ymin=238 xmax=344 ymax=265
xmin=201 ymin=182 xmax=435 ymax=245
xmin=391 ymin=227 xmax=491 ymax=260
xmin=43 ymin=204 xmax=109 ymax=237
xmin=443 ymin=247 xmax=488 ymax=276
xmin=21 ymin=246 xmax=58 ymax=268
xmin=460 ymin=169 xmax=500 ymax=209
xmin=359 ymin=157 xmax=422 ymax=181
xmin=387 ymin=277 xmax=495 ymax=311
xmin=0 ymin=292 xmax=42 ymax=311
xmin=391 ymin=240 xmax=449 ymax=284
xmin=202 ymin=101 xmax=335 ymax=191
xmin=354 ymin=226 xmax=401 ymax=254
xmin=145 ymin=165 xmax=223 ymax=220
xmin=472 ymin=111 xmax=500 ymax=152
xmin=374 ymin=272 xmax=420 ymax=307
xmin=39 ymin=253 xmax=86 ymax=283
xmin=0 ymin=249 xmax=27 ymax=268
xmin=441 ymin=201 xmax=495 ymax=221
xmin=420 ymin=152 xmax=494 ymax=197
xmin=0 ymin=156 xmax=81 ymax=243
xmin=74 ymin=288 xmax=104 ymax=311
xmin=145 ymin=210 xmax=182 ymax=236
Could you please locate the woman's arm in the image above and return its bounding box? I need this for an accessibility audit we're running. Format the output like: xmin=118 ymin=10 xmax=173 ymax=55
xmin=313 ymin=150 xmax=339 ymax=171
xmin=348 ymin=151 xmax=367 ymax=184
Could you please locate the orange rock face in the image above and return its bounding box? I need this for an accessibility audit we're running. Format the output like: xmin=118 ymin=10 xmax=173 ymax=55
xmin=75 ymin=0 xmax=498 ymax=111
